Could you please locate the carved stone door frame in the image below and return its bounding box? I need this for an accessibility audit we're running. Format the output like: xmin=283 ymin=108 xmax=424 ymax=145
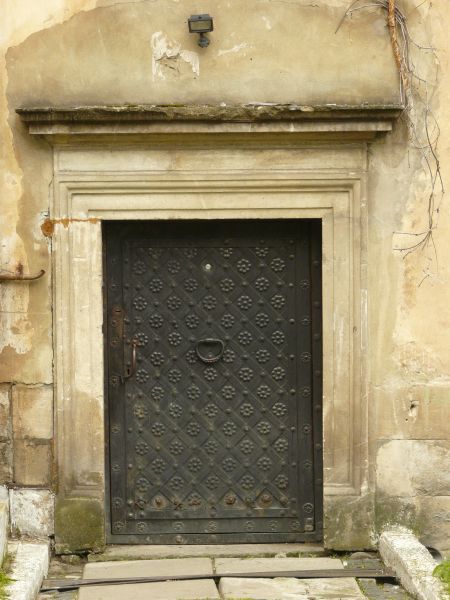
xmin=18 ymin=106 xmax=399 ymax=551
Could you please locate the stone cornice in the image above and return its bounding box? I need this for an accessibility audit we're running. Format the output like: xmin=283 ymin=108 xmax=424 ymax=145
xmin=17 ymin=103 xmax=403 ymax=142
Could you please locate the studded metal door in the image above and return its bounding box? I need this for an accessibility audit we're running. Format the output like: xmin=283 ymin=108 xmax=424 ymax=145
xmin=104 ymin=220 xmax=322 ymax=544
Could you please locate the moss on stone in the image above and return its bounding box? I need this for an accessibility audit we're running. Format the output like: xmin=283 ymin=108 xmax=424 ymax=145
xmin=324 ymin=495 xmax=376 ymax=551
xmin=0 ymin=551 xmax=13 ymax=596
xmin=0 ymin=569 xmax=13 ymax=600
xmin=375 ymin=497 xmax=425 ymax=538
xmin=433 ymin=560 xmax=450 ymax=594
xmin=55 ymin=497 xmax=104 ymax=555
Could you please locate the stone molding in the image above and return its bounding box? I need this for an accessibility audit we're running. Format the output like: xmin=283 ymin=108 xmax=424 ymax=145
xmin=18 ymin=103 xmax=402 ymax=123
xmin=17 ymin=109 xmax=376 ymax=549
xmin=17 ymin=103 xmax=401 ymax=142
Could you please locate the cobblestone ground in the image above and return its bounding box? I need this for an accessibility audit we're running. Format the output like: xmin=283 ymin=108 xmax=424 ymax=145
xmin=38 ymin=552 xmax=414 ymax=599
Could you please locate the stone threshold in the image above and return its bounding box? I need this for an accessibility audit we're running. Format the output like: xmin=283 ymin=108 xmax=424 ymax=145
xmin=87 ymin=543 xmax=325 ymax=562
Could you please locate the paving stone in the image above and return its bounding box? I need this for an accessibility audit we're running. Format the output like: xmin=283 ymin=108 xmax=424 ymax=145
xmin=220 ymin=577 xmax=309 ymax=600
xmin=359 ymin=578 xmax=414 ymax=600
xmin=78 ymin=579 xmax=220 ymax=600
xmin=344 ymin=558 xmax=384 ymax=571
xmin=39 ymin=592 xmax=77 ymax=600
xmin=38 ymin=557 xmax=85 ymax=599
xmin=83 ymin=557 xmax=213 ymax=579
xmin=219 ymin=576 xmax=365 ymax=599
xmin=88 ymin=543 xmax=325 ymax=562
xmin=215 ymin=556 xmax=344 ymax=575
xmin=307 ymin=577 xmax=365 ymax=598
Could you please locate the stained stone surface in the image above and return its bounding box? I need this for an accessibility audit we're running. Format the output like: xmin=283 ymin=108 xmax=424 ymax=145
xmin=78 ymin=579 xmax=220 ymax=600
xmin=215 ymin=556 xmax=344 ymax=575
xmin=359 ymin=579 xmax=414 ymax=600
xmin=219 ymin=576 xmax=365 ymax=599
xmin=83 ymin=557 xmax=213 ymax=579
xmin=78 ymin=557 xmax=219 ymax=600
xmin=39 ymin=553 xmax=417 ymax=600
xmin=88 ymin=543 xmax=325 ymax=561
xmin=38 ymin=557 xmax=84 ymax=600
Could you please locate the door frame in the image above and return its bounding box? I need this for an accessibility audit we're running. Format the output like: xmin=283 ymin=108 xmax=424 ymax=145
xmin=35 ymin=126 xmax=374 ymax=552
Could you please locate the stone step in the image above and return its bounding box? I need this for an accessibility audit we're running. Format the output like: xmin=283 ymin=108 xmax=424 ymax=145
xmin=76 ymin=556 xmax=348 ymax=600
xmin=83 ymin=557 xmax=214 ymax=579
xmin=219 ymin=576 xmax=366 ymax=599
xmin=78 ymin=579 xmax=220 ymax=600
xmin=215 ymin=556 xmax=344 ymax=575
xmin=83 ymin=555 xmax=340 ymax=580
xmin=87 ymin=543 xmax=325 ymax=562
xmin=6 ymin=540 xmax=50 ymax=600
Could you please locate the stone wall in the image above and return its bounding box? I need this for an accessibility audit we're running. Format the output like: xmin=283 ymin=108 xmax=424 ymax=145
xmin=0 ymin=0 xmax=449 ymax=550
xmin=0 ymin=383 xmax=54 ymax=536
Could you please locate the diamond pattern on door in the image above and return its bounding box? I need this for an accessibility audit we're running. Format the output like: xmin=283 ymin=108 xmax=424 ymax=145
xmin=105 ymin=220 xmax=322 ymax=543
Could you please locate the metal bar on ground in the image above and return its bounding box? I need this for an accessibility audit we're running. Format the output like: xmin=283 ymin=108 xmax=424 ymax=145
xmin=41 ymin=568 xmax=396 ymax=591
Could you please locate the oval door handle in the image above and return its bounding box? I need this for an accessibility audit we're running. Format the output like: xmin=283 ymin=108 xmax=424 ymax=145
xmin=123 ymin=338 xmax=138 ymax=380
xmin=195 ymin=338 xmax=225 ymax=364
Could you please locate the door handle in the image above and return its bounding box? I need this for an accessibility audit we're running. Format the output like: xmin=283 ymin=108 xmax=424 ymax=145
xmin=195 ymin=338 xmax=225 ymax=364
xmin=123 ymin=338 xmax=138 ymax=381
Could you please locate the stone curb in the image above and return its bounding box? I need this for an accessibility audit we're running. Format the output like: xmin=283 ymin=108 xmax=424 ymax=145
xmin=0 ymin=501 xmax=8 ymax=564
xmin=379 ymin=528 xmax=448 ymax=600
xmin=6 ymin=541 xmax=49 ymax=600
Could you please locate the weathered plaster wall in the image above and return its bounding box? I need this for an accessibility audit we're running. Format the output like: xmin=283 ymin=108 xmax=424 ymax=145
xmin=367 ymin=3 xmax=450 ymax=551
xmin=0 ymin=0 xmax=449 ymax=549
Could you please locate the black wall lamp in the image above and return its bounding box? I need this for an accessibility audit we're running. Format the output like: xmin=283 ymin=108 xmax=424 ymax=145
xmin=188 ymin=14 xmax=214 ymax=48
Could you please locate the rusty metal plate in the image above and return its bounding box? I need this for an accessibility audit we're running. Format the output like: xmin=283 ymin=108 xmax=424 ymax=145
xmin=104 ymin=220 xmax=322 ymax=544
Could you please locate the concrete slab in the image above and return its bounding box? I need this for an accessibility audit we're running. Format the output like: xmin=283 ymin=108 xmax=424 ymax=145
xmin=83 ymin=557 xmax=213 ymax=579
xmin=215 ymin=556 xmax=344 ymax=575
xmin=219 ymin=576 xmax=365 ymax=599
xmin=88 ymin=543 xmax=324 ymax=562
xmin=78 ymin=579 xmax=220 ymax=600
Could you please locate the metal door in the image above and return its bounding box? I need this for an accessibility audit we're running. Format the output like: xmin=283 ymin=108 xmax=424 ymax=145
xmin=104 ymin=220 xmax=322 ymax=543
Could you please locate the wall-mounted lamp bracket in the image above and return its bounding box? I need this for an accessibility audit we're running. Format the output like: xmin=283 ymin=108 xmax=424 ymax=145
xmin=188 ymin=14 xmax=213 ymax=48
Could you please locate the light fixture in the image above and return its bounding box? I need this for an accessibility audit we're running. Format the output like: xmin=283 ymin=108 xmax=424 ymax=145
xmin=188 ymin=14 xmax=214 ymax=48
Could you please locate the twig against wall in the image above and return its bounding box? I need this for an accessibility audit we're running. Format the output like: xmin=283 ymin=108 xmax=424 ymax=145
xmin=337 ymin=0 xmax=444 ymax=274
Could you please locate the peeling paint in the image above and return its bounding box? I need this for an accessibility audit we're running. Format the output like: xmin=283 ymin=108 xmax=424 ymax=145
xmin=151 ymin=31 xmax=199 ymax=81
xmin=261 ymin=16 xmax=272 ymax=30
xmin=0 ymin=234 xmax=33 ymax=354
xmin=218 ymin=42 xmax=251 ymax=56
